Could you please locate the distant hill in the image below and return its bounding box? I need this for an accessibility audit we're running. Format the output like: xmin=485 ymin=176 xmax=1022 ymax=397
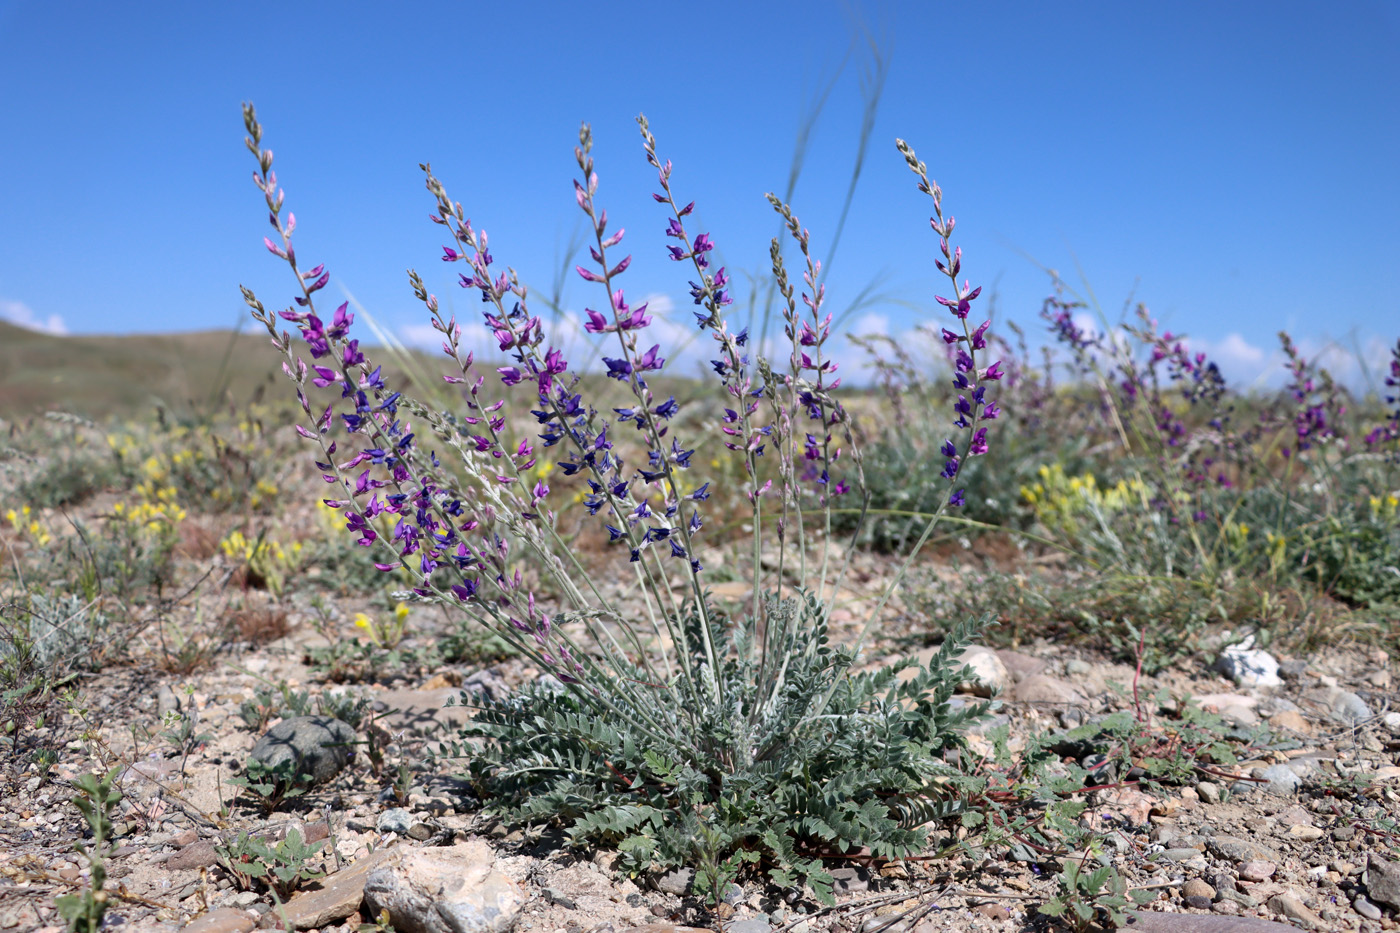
xmin=0 ymin=322 xmax=286 ymax=421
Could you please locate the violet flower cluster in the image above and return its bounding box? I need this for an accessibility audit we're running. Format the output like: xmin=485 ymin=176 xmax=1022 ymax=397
xmin=1364 ymin=339 xmax=1400 ymax=454
xmin=240 ymin=105 xmax=589 ymax=685
xmin=1279 ymin=331 xmax=1344 ymax=458
xmin=897 ymin=140 xmax=1001 ymax=509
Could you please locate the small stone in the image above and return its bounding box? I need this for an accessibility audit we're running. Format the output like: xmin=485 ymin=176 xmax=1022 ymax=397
xmin=1182 ymin=879 xmax=1216 ymax=901
xmin=279 ymin=851 xmax=392 ymax=930
xmin=1157 ymin=848 xmax=1210 ymax=865
xmin=1012 ymin=674 xmax=1077 ymax=704
xmin=363 ymin=841 xmax=524 ymax=933
xmin=1325 ymin=688 xmax=1372 ymax=725
xmin=249 ymin=716 xmax=356 ymax=786
xmin=1212 ymin=898 xmax=1240 ymax=915
xmin=1256 ymin=765 xmax=1301 ymax=797
xmin=1268 ymin=892 xmax=1323 ymax=929
xmin=157 ymin=685 xmax=181 ymax=716
xmin=1269 ymin=710 xmax=1311 ymax=734
xmin=1367 ymin=853 xmax=1400 ymax=911
xmin=1355 ymin=896 xmax=1383 ymax=921
xmin=1238 ymin=860 xmax=1277 ymax=882
xmin=1382 ymin=711 xmax=1400 ymax=734
xmin=1216 ymin=644 xmax=1282 ymax=687
xmin=227 ymin=893 xmax=262 ymax=909
xmin=954 ymin=646 xmax=1011 ymax=697
xmin=993 ymin=650 xmax=1046 ymax=682
xmin=168 ymin=839 xmax=220 ymax=871
xmin=830 ymin=866 xmax=872 ymax=894
xmin=1334 ymin=825 xmax=1357 ymax=841
xmin=1127 ymin=910 xmax=1300 ymax=931
xmin=1197 ymin=781 xmax=1223 ymax=804
xmin=1275 ymin=805 xmax=1313 ymax=827
xmin=1288 ymin=824 xmax=1324 ymax=842
xmin=729 ymin=921 xmax=772 ymax=933
xmin=376 ymin=809 xmax=412 ymax=836
xmin=654 ymin=868 xmax=694 ymax=896
xmin=1065 ymin=659 xmax=1092 ymax=676
xmin=183 ymin=907 xmax=255 ymax=933
xmin=1206 ymin=837 xmax=1279 ymax=863
xmin=1184 ymin=895 xmax=1214 ymax=910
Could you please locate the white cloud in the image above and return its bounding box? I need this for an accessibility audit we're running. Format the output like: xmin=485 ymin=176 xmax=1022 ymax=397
xmin=0 ymin=298 xmax=67 ymax=335
xmin=1185 ymin=332 xmax=1270 ymax=386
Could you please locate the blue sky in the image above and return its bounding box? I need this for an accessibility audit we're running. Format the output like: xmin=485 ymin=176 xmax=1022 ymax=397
xmin=1 ymin=1 xmax=1396 ymax=390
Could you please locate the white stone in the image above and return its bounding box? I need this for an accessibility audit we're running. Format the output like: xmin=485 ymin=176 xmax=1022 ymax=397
xmin=954 ymin=646 xmax=1011 ymax=698
xmin=1215 ymin=641 xmax=1282 ymax=687
xmin=363 ymin=841 xmax=524 ymax=933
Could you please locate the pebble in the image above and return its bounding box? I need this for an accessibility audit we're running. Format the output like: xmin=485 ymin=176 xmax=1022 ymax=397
xmin=1182 ymin=878 xmax=1216 ymax=900
xmin=377 ymin=809 xmax=412 ymax=836
xmin=1155 ymin=848 xmax=1209 ymax=864
xmin=1268 ymin=892 xmax=1323 ymax=929
xmin=1326 ymin=689 xmax=1372 ymax=725
xmin=1257 ymin=764 xmax=1302 ymax=796
xmin=1355 ymin=896 xmax=1382 ymax=921
xmin=1269 ymin=710 xmax=1311 ymax=733
xmin=1216 ymin=644 xmax=1282 ymax=687
xmin=1206 ymin=836 xmax=1278 ymax=863
xmin=730 ymin=921 xmax=772 ymax=933
xmin=1196 ymin=781 xmax=1222 ymax=804
xmin=1238 ymin=860 xmax=1277 ymax=882
xmin=654 ymin=868 xmax=693 ymax=896
xmin=1382 ymin=711 xmax=1400 ymax=734
xmin=1212 ymin=898 xmax=1240 ymax=915
xmin=1288 ymin=824 xmax=1324 ymax=842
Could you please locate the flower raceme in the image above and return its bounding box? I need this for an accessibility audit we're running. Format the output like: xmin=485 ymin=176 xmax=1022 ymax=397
xmin=239 ymin=102 xmax=991 ymax=699
xmin=896 ymin=139 xmax=1001 ymax=510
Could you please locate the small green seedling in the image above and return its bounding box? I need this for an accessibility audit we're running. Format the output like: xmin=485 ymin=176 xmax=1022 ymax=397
xmin=55 ymin=769 xmax=123 ymax=933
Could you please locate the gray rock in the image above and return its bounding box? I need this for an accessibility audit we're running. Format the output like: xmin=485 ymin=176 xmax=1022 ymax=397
xmin=1154 ymin=848 xmax=1209 ymax=865
xmin=1267 ymin=892 xmax=1322 ymax=929
xmin=654 ymin=867 xmax=694 ymax=895
xmin=993 ymin=649 xmax=1047 ymax=682
xmin=1065 ymin=659 xmax=1092 ymax=676
xmin=279 ymin=850 xmax=392 ymax=930
xmin=1367 ymin=853 xmax=1400 ymax=911
xmin=1355 ymin=896 xmax=1382 ymax=921
xmin=954 ymin=646 xmax=1010 ymax=697
xmin=1196 ymin=781 xmax=1223 ymax=804
xmin=377 ymin=808 xmax=412 ymax=835
xmin=1383 ymin=711 xmax=1400 ymax=734
xmin=1256 ymin=765 xmax=1302 ymax=796
xmin=1326 ymin=689 xmax=1372 ymax=725
xmin=729 ymin=921 xmax=771 ymax=933
xmin=830 ymin=866 xmax=871 ymax=894
xmin=1206 ymin=836 xmax=1278 ymax=863
xmin=250 ymin=716 xmax=356 ymax=785
xmin=183 ymin=907 xmax=255 ymax=933
xmin=1126 ymin=911 xmax=1317 ymax=931
xmin=157 ymin=685 xmax=181 ymax=716
xmin=1013 ymin=674 xmax=1078 ymax=704
xmin=1215 ymin=646 xmax=1282 ymax=688
xmin=167 ymin=839 xmax=219 ymax=870
xmin=1237 ymin=860 xmax=1276 ymax=882
xmin=363 ymin=841 xmax=524 ymax=933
